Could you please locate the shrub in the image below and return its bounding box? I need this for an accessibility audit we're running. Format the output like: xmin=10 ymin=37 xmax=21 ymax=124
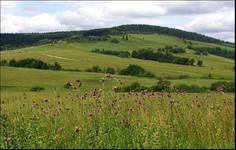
xmin=119 ymin=64 xmax=155 ymax=78
xmin=122 ymin=82 xmax=147 ymax=92
xmin=30 ymin=86 xmax=45 ymax=92
xmin=105 ymin=67 xmax=116 ymax=74
xmin=92 ymin=49 xmax=130 ymax=58
xmin=189 ymin=46 xmax=234 ymax=59
xmin=131 ymin=49 xmax=195 ymax=66
xmin=0 ymin=59 xmax=8 ymax=66
xmin=210 ymin=81 xmax=235 ymax=92
xmin=8 ymin=58 xmax=62 ymax=70
xmin=174 ymin=84 xmax=208 ymax=93
xmin=50 ymin=62 xmax=62 ymax=70
xmin=9 ymin=59 xmax=18 ymax=67
xmin=197 ymin=60 xmax=203 ymax=66
xmin=110 ymin=38 xmax=119 ymax=44
xmin=149 ymin=78 xmax=171 ymax=92
xmin=86 ymin=65 xmax=103 ymax=73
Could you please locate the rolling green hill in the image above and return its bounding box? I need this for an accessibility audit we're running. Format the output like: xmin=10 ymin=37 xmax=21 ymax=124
xmin=0 ymin=25 xmax=234 ymax=92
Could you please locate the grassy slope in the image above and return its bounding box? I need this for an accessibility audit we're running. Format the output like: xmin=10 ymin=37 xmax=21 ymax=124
xmin=1 ymin=66 xmax=231 ymax=92
xmin=0 ymin=33 xmax=234 ymax=92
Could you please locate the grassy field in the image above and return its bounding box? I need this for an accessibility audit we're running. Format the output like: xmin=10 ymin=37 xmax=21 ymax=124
xmin=1 ymin=34 xmax=234 ymax=87
xmin=0 ymin=91 xmax=234 ymax=149
xmin=0 ymin=33 xmax=235 ymax=148
xmin=0 ymin=66 xmax=232 ymax=92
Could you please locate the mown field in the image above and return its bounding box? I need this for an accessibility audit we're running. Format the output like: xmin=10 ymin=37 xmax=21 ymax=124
xmin=0 ymin=33 xmax=235 ymax=149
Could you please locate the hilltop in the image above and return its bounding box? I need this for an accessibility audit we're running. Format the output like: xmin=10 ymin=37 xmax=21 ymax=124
xmin=1 ymin=24 xmax=234 ymax=51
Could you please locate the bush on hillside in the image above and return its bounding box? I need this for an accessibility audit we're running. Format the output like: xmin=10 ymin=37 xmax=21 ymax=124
xmin=110 ymin=38 xmax=119 ymax=44
xmin=119 ymin=64 xmax=155 ymax=78
xmin=92 ymin=49 xmax=130 ymax=58
xmin=174 ymin=84 xmax=208 ymax=93
xmin=122 ymin=82 xmax=148 ymax=92
xmin=30 ymin=86 xmax=45 ymax=92
xmin=0 ymin=59 xmax=8 ymax=66
xmin=149 ymin=78 xmax=172 ymax=92
xmin=210 ymin=81 xmax=235 ymax=92
xmin=105 ymin=67 xmax=116 ymax=74
xmin=7 ymin=58 xmax=62 ymax=70
xmin=85 ymin=65 xmax=103 ymax=73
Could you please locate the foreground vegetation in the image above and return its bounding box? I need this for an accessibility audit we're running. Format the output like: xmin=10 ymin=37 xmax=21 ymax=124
xmin=0 ymin=91 xmax=234 ymax=149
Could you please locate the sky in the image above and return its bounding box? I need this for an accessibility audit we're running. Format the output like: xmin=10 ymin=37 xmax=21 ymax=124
xmin=1 ymin=1 xmax=235 ymax=42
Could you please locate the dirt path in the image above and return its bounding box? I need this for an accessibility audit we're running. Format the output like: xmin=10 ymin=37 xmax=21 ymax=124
xmin=44 ymin=54 xmax=75 ymax=61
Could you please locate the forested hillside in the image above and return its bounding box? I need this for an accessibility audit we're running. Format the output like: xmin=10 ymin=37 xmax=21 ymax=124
xmin=1 ymin=24 xmax=234 ymax=50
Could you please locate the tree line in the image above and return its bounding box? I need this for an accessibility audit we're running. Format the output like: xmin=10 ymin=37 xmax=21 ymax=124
xmin=188 ymin=46 xmax=235 ymax=59
xmin=1 ymin=24 xmax=234 ymax=51
xmin=85 ymin=64 xmax=155 ymax=78
xmin=121 ymin=79 xmax=235 ymax=93
xmin=0 ymin=58 xmax=62 ymax=70
xmin=92 ymin=48 xmax=203 ymax=66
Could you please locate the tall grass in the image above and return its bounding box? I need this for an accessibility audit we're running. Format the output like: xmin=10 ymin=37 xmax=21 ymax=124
xmin=0 ymin=91 xmax=235 ymax=149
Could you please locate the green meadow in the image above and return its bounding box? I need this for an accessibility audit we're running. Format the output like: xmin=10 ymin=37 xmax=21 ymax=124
xmin=0 ymin=33 xmax=235 ymax=148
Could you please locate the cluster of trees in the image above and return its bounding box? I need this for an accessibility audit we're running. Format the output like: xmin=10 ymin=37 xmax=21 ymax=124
xmin=122 ymin=79 xmax=235 ymax=93
xmin=110 ymin=38 xmax=120 ymax=44
xmin=210 ymin=81 xmax=235 ymax=92
xmin=174 ymin=84 xmax=208 ymax=93
xmin=122 ymin=34 xmax=129 ymax=40
xmin=110 ymin=25 xmax=232 ymax=45
xmin=92 ymin=48 xmax=203 ymax=66
xmin=1 ymin=58 xmax=62 ymax=70
xmin=0 ymin=32 xmax=78 ymax=50
xmin=85 ymin=65 xmax=116 ymax=74
xmin=119 ymin=64 xmax=155 ymax=78
xmin=188 ymin=46 xmax=235 ymax=59
xmin=131 ymin=49 xmax=203 ymax=66
xmin=85 ymin=64 xmax=155 ymax=78
xmin=159 ymin=45 xmax=186 ymax=53
xmin=92 ymin=49 xmax=130 ymax=58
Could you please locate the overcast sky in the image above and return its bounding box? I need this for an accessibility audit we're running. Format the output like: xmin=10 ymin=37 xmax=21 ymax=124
xmin=1 ymin=1 xmax=235 ymax=42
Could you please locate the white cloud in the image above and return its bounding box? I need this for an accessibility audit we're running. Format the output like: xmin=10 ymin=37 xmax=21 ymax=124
xmin=183 ymin=9 xmax=234 ymax=33
xmin=1 ymin=13 xmax=67 ymax=33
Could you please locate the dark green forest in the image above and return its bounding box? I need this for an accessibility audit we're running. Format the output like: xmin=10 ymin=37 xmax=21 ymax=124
xmin=1 ymin=24 xmax=234 ymax=50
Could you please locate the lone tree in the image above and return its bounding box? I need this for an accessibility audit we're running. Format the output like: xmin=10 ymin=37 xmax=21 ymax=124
xmin=125 ymin=35 xmax=129 ymax=40
xmin=197 ymin=60 xmax=203 ymax=66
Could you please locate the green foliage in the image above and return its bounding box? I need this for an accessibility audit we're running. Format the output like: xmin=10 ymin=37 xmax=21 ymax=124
xmin=131 ymin=49 xmax=198 ymax=66
xmin=189 ymin=46 xmax=234 ymax=59
xmin=92 ymin=49 xmax=130 ymax=58
xmin=7 ymin=58 xmax=62 ymax=70
xmin=122 ymin=82 xmax=147 ymax=92
xmin=150 ymin=78 xmax=172 ymax=92
xmin=51 ymin=62 xmax=62 ymax=70
xmin=30 ymin=86 xmax=45 ymax=92
xmin=119 ymin=64 xmax=155 ymax=78
xmin=0 ymin=59 xmax=8 ymax=66
xmin=85 ymin=65 xmax=103 ymax=73
xmin=174 ymin=84 xmax=208 ymax=93
xmin=197 ymin=60 xmax=203 ymax=66
xmin=1 ymin=24 xmax=233 ymax=50
xmin=110 ymin=38 xmax=119 ymax=44
xmin=210 ymin=81 xmax=235 ymax=92
xmin=105 ymin=67 xmax=116 ymax=74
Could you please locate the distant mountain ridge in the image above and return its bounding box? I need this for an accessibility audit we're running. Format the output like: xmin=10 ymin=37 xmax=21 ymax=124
xmin=0 ymin=24 xmax=234 ymax=50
